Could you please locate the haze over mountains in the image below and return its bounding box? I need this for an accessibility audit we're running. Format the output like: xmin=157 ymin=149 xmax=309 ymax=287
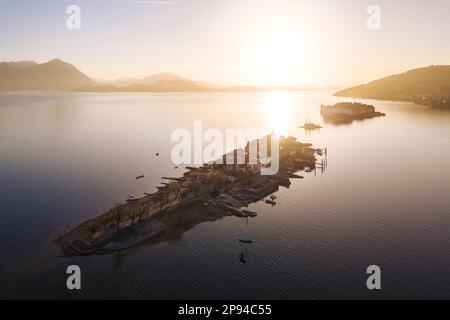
xmin=2 ymin=59 xmax=450 ymax=105
xmin=0 ymin=59 xmax=95 ymax=90
xmin=0 ymin=59 xmax=268 ymax=92
xmin=90 ymin=72 xmax=224 ymax=92
xmin=95 ymin=73 xmax=216 ymax=88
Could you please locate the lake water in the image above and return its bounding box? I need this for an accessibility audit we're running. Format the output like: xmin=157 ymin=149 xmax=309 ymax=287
xmin=0 ymin=91 xmax=449 ymax=299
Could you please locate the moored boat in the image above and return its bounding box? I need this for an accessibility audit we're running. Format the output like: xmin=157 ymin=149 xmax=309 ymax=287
xmin=238 ymin=235 xmax=253 ymax=243
xmin=300 ymin=121 xmax=322 ymax=130
xmin=241 ymin=209 xmax=257 ymax=217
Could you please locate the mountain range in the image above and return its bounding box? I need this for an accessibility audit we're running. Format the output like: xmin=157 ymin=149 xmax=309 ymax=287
xmin=0 ymin=59 xmax=95 ymax=90
xmin=0 ymin=59 xmax=274 ymax=92
xmin=2 ymin=59 xmax=450 ymax=104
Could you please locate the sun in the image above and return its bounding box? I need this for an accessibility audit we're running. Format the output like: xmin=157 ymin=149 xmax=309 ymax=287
xmin=251 ymin=26 xmax=311 ymax=87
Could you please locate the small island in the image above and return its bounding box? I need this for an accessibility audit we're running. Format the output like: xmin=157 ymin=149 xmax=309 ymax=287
xmin=320 ymin=102 xmax=385 ymax=124
xmin=55 ymin=135 xmax=327 ymax=256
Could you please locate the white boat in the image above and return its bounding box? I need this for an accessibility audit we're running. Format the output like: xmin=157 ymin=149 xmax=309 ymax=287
xmin=238 ymin=236 xmax=253 ymax=243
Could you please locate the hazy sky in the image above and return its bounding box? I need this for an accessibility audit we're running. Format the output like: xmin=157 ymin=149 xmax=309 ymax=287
xmin=0 ymin=0 xmax=449 ymax=87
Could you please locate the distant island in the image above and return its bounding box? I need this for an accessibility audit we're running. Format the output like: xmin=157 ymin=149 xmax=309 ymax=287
xmin=0 ymin=58 xmax=303 ymax=93
xmin=320 ymin=102 xmax=385 ymax=124
xmin=334 ymin=65 xmax=450 ymax=108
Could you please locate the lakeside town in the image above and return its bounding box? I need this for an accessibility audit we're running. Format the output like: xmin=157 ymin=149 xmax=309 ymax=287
xmin=56 ymin=134 xmax=327 ymax=255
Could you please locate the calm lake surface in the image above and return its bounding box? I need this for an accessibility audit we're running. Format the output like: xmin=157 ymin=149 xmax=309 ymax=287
xmin=0 ymin=91 xmax=449 ymax=299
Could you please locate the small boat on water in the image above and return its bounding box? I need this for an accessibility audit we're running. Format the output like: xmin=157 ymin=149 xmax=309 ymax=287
xmin=126 ymin=196 xmax=138 ymax=202
xmin=239 ymin=251 xmax=246 ymax=264
xmin=136 ymin=175 xmax=144 ymax=180
xmin=241 ymin=209 xmax=257 ymax=217
xmin=270 ymin=195 xmax=277 ymax=200
xmin=265 ymin=199 xmax=276 ymax=205
xmin=239 ymin=235 xmax=253 ymax=243
xmin=300 ymin=121 xmax=322 ymax=130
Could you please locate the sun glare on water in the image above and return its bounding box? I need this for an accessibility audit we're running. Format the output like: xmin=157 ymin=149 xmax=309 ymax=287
xmin=264 ymin=91 xmax=293 ymax=137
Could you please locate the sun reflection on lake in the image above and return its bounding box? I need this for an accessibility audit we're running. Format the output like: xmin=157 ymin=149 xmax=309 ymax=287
xmin=264 ymin=91 xmax=293 ymax=137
